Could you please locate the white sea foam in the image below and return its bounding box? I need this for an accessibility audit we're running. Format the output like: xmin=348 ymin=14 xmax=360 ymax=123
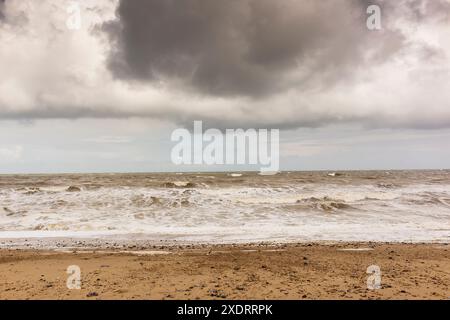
xmin=229 ymin=173 xmax=243 ymax=177
xmin=0 ymin=172 xmax=449 ymax=244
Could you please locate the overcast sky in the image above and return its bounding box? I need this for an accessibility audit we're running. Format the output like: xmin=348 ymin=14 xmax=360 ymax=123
xmin=0 ymin=0 xmax=449 ymax=173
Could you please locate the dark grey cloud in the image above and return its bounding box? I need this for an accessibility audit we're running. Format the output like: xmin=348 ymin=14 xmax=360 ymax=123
xmin=1 ymin=0 xmax=449 ymax=131
xmin=0 ymin=0 xmax=6 ymax=21
xmin=104 ymin=0 xmax=410 ymax=97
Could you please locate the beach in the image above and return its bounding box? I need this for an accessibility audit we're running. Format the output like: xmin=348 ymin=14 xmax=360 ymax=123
xmin=1 ymin=171 xmax=449 ymax=299
xmin=1 ymin=242 xmax=449 ymax=300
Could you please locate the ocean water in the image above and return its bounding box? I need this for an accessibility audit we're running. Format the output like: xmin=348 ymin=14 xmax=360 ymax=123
xmin=0 ymin=170 xmax=449 ymax=243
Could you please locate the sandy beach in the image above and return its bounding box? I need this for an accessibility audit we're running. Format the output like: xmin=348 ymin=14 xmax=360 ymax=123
xmin=1 ymin=172 xmax=449 ymax=300
xmin=0 ymin=242 xmax=448 ymax=300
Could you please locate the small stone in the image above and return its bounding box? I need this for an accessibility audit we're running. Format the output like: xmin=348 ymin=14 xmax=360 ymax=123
xmin=86 ymin=292 xmax=98 ymax=297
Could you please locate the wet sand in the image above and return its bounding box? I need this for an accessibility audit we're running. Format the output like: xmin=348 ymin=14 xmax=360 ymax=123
xmin=0 ymin=243 xmax=449 ymax=300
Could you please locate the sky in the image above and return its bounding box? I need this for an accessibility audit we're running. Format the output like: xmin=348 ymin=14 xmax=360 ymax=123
xmin=0 ymin=0 xmax=449 ymax=173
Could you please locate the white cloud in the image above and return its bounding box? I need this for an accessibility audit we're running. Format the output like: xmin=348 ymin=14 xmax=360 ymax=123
xmin=0 ymin=145 xmax=23 ymax=161
xmin=0 ymin=0 xmax=449 ymax=130
xmin=83 ymin=136 xmax=132 ymax=144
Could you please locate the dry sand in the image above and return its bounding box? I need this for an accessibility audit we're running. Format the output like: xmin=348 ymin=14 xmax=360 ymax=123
xmin=0 ymin=243 xmax=449 ymax=300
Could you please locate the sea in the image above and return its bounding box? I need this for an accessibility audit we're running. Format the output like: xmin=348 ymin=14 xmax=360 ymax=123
xmin=0 ymin=170 xmax=449 ymax=245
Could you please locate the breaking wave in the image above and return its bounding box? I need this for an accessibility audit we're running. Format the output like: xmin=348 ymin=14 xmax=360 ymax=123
xmin=0 ymin=170 xmax=449 ymax=242
xmin=295 ymin=196 xmax=355 ymax=211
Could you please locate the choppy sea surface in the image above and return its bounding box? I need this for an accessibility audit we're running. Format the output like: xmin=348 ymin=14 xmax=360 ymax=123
xmin=0 ymin=170 xmax=449 ymax=243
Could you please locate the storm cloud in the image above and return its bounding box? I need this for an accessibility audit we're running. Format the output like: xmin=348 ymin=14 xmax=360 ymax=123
xmin=105 ymin=0 xmax=408 ymax=97
xmin=0 ymin=0 xmax=5 ymax=21
xmin=0 ymin=0 xmax=449 ymax=129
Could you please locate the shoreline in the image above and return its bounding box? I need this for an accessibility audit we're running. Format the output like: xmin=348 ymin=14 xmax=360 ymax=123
xmin=1 ymin=235 xmax=449 ymax=250
xmin=1 ymin=242 xmax=449 ymax=299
